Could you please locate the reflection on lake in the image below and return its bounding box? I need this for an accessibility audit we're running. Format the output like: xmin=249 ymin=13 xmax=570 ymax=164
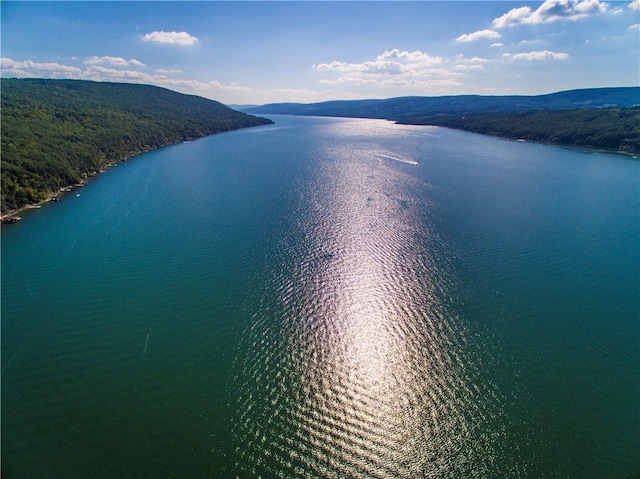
xmin=2 ymin=116 xmax=638 ymax=478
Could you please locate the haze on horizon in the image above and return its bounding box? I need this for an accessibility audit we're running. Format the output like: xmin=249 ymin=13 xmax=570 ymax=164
xmin=1 ymin=0 xmax=638 ymax=105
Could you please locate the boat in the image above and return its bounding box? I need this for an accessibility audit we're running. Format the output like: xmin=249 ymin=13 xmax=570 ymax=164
xmin=2 ymin=216 xmax=22 ymax=224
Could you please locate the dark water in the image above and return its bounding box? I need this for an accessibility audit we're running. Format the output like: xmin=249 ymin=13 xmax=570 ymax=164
xmin=2 ymin=115 xmax=638 ymax=478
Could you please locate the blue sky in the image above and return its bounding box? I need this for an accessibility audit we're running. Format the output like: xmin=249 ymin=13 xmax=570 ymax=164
xmin=1 ymin=1 xmax=638 ymax=104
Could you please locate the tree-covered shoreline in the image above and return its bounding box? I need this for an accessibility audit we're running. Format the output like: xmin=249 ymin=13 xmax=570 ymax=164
xmin=1 ymin=78 xmax=272 ymax=214
xmin=396 ymin=107 xmax=640 ymax=154
xmin=245 ymin=87 xmax=640 ymax=155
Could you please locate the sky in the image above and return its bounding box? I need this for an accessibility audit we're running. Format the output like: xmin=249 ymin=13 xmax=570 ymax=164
xmin=1 ymin=1 xmax=639 ymax=105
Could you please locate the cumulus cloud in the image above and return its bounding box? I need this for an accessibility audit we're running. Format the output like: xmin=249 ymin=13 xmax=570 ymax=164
xmin=0 ymin=54 xmax=458 ymax=102
xmin=504 ymin=50 xmax=570 ymax=60
xmin=0 ymin=56 xmax=265 ymax=104
xmin=84 ymin=56 xmax=145 ymax=67
xmin=377 ymin=49 xmax=442 ymax=64
xmin=493 ymin=0 xmax=608 ymax=28
xmin=454 ymin=55 xmax=491 ymax=70
xmin=142 ymin=31 xmax=198 ymax=46
xmin=456 ymin=29 xmax=502 ymax=42
xmin=313 ymin=48 xmax=458 ymax=87
xmin=0 ymin=58 xmax=82 ymax=77
xmin=316 ymin=49 xmax=442 ymax=70
xmin=630 ymin=0 xmax=640 ymax=9
xmin=83 ymin=65 xmax=149 ymax=82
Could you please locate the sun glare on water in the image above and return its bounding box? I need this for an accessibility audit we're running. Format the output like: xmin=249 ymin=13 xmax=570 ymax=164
xmin=234 ymin=120 xmax=505 ymax=477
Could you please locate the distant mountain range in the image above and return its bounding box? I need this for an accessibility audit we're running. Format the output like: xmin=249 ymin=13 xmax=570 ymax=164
xmin=244 ymin=87 xmax=640 ymax=121
xmin=244 ymin=87 xmax=640 ymax=155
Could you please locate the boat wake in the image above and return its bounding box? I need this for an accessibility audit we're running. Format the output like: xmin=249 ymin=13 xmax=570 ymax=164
xmin=373 ymin=152 xmax=418 ymax=165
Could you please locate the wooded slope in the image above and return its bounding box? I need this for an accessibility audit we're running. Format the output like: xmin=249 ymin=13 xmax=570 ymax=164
xmin=245 ymin=87 xmax=640 ymax=154
xmin=1 ymin=78 xmax=272 ymax=213
xmin=398 ymin=108 xmax=640 ymax=153
xmin=246 ymin=87 xmax=640 ymax=118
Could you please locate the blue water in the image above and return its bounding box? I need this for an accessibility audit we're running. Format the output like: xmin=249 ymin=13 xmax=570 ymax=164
xmin=2 ymin=115 xmax=638 ymax=478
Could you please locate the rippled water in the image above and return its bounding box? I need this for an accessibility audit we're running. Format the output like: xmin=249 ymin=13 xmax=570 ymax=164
xmin=2 ymin=116 xmax=638 ymax=478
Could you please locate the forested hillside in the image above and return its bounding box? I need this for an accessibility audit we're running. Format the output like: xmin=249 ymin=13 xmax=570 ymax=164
xmin=245 ymin=87 xmax=640 ymax=154
xmin=246 ymin=87 xmax=640 ymax=118
xmin=398 ymin=108 xmax=640 ymax=153
xmin=1 ymin=78 xmax=272 ymax=214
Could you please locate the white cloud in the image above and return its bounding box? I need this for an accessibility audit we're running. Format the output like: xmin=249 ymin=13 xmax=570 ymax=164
xmin=493 ymin=0 xmax=609 ymax=28
xmin=454 ymin=55 xmax=491 ymax=71
xmin=504 ymin=50 xmax=570 ymax=60
xmin=84 ymin=56 xmax=145 ymax=67
xmin=377 ymin=49 xmax=442 ymax=64
xmin=630 ymin=0 xmax=640 ymax=9
xmin=313 ymin=48 xmax=456 ymax=88
xmin=630 ymin=23 xmax=640 ymax=29
xmin=0 ymin=58 xmax=82 ymax=77
xmin=455 ymin=55 xmax=493 ymax=70
xmin=0 ymin=56 xmax=271 ymax=104
xmin=314 ymin=61 xmax=360 ymax=72
xmin=456 ymin=29 xmax=502 ymax=42
xmin=315 ymin=49 xmax=442 ymax=71
xmin=84 ymin=65 xmax=148 ymax=81
xmin=494 ymin=5 xmax=536 ymax=27
xmin=142 ymin=31 xmax=198 ymax=46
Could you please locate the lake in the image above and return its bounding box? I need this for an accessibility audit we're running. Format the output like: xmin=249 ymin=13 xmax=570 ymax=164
xmin=2 ymin=115 xmax=638 ymax=478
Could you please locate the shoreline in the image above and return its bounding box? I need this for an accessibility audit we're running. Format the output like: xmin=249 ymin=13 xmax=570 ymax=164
xmin=0 ymin=157 xmax=125 ymax=221
xmin=1 ymin=79 xmax=274 ymax=220
xmin=395 ymin=121 xmax=640 ymax=158
xmin=2 ymin=183 xmax=81 ymax=222
xmin=0 ymin=122 xmax=273 ymax=220
xmin=3 ymin=120 xmax=636 ymax=221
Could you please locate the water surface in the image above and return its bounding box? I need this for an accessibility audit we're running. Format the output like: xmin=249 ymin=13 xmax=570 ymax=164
xmin=2 ymin=115 xmax=638 ymax=478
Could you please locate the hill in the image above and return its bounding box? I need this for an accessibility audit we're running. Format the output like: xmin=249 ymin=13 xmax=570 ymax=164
xmin=245 ymin=87 xmax=640 ymax=119
xmin=244 ymin=87 xmax=640 ymax=153
xmin=398 ymin=107 xmax=640 ymax=153
xmin=1 ymin=78 xmax=272 ymax=214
